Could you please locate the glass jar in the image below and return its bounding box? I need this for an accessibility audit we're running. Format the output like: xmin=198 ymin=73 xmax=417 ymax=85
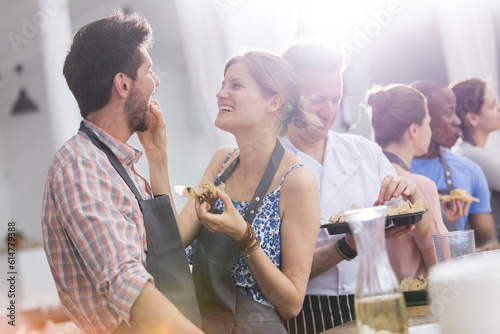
xmin=345 ymin=206 xmax=408 ymax=334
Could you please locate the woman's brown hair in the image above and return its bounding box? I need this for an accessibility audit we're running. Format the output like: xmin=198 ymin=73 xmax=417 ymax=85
xmin=224 ymin=51 xmax=320 ymax=137
xmin=367 ymin=84 xmax=427 ymax=147
xmin=449 ymin=78 xmax=487 ymax=131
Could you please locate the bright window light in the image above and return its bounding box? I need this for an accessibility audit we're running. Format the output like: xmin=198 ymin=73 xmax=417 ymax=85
xmin=298 ymin=0 xmax=403 ymax=54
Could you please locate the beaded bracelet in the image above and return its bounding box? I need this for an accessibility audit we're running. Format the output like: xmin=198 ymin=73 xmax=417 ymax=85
xmin=234 ymin=222 xmax=260 ymax=260
xmin=335 ymin=236 xmax=357 ymax=261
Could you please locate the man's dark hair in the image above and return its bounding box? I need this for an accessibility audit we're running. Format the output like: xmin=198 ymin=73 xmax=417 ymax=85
xmin=283 ymin=41 xmax=344 ymax=75
xmin=63 ymin=9 xmax=153 ymax=118
xmin=409 ymin=80 xmax=446 ymax=103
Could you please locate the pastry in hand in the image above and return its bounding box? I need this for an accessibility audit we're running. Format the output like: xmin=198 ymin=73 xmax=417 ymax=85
xmin=439 ymin=188 xmax=479 ymax=203
xmin=174 ymin=183 xmax=226 ymax=205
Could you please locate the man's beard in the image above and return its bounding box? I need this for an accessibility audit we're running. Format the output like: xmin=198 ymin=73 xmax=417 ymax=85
xmin=125 ymin=87 xmax=149 ymax=133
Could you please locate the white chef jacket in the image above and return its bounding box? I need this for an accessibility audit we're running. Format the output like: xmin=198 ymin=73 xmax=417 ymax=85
xmin=280 ymin=131 xmax=396 ymax=296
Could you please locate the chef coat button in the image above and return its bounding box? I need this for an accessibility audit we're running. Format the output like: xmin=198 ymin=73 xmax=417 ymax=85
xmin=447 ymin=180 xmax=452 ymax=184
xmin=255 ymin=196 xmax=260 ymax=201
xmin=250 ymin=210 xmax=255 ymax=214
xmin=341 ymin=285 xmax=347 ymax=291
xmin=445 ymin=171 xmax=451 ymax=176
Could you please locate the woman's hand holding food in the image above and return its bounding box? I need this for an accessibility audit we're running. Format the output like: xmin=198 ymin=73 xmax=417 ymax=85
xmin=137 ymin=100 xmax=167 ymax=154
xmin=194 ymin=189 xmax=248 ymax=242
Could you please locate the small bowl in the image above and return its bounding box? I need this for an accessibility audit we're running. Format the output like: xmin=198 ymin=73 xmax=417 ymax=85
xmin=403 ymin=289 xmax=429 ymax=306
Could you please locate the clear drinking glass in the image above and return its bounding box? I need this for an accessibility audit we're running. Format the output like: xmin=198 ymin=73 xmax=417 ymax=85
xmin=431 ymin=230 xmax=475 ymax=263
xmin=345 ymin=206 xmax=408 ymax=334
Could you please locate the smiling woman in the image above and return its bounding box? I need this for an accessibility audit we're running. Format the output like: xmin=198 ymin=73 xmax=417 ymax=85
xmin=139 ymin=50 xmax=322 ymax=334
xmin=215 ymin=52 xmax=318 ymax=137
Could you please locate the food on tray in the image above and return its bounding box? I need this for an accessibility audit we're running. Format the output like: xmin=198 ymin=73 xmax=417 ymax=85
xmin=439 ymin=188 xmax=479 ymax=203
xmin=387 ymin=199 xmax=425 ymax=216
xmin=400 ymin=275 xmax=428 ymax=292
xmin=328 ymin=204 xmax=361 ymax=224
xmin=328 ymin=199 xmax=425 ymax=224
xmin=174 ymin=183 xmax=226 ymax=205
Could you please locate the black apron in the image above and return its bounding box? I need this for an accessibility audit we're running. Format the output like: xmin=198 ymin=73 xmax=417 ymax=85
xmin=383 ymin=151 xmax=412 ymax=173
xmin=79 ymin=122 xmax=201 ymax=331
xmin=438 ymin=147 xmax=459 ymax=231
xmin=192 ymin=141 xmax=288 ymax=334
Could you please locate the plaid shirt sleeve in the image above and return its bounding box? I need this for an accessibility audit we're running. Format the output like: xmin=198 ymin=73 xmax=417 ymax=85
xmin=50 ymin=155 xmax=152 ymax=324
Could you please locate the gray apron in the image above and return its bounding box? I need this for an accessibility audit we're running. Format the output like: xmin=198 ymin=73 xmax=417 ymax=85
xmin=192 ymin=141 xmax=287 ymax=334
xmin=438 ymin=147 xmax=459 ymax=231
xmin=79 ymin=122 xmax=202 ymax=332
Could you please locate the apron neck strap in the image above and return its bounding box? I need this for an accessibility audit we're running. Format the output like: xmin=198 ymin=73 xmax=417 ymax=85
xmin=383 ymin=151 xmax=412 ymax=173
xmin=79 ymin=121 xmax=144 ymax=201
xmin=439 ymin=146 xmax=454 ymax=192
xmin=216 ymin=141 xmax=285 ymax=223
xmin=463 ymin=134 xmax=477 ymax=146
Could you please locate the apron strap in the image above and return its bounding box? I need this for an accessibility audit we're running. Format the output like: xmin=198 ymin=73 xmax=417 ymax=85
xmin=437 ymin=146 xmax=459 ymax=231
xmin=79 ymin=121 xmax=144 ymax=201
xmin=215 ymin=155 xmax=240 ymax=187
xmin=216 ymin=141 xmax=285 ymax=223
xmin=80 ymin=121 xmax=202 ymax=327
xmin=463 ymin=133 xmax=477 ymax=146
xmin=439 ymin=146 xmax=454 ymax=193
xmin=383 ymin=151 xmax=412 ymax=173
xmin=192 ymin=140 xmax=287 ymax=325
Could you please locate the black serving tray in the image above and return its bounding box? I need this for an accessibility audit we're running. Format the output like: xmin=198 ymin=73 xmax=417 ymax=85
xmin=387 ymin=209 xmax=428 ymax=227
xmin=403 ymin=289 xmax=429 ymax=306
xmin=320 ymin=210 xmax=428 ymax=235
xmin=320 ymin=222 xmax=351 ymax=235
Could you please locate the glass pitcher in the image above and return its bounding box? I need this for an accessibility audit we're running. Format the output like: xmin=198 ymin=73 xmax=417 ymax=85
xmin=345 ymin=206 xmax=408 ymax=334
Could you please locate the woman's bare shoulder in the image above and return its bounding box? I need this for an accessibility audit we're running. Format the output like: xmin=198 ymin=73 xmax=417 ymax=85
xmin=279 ymin=152 xmax=317 ymax=192
xmin=203 ymin=145 xmax=239 ymax=181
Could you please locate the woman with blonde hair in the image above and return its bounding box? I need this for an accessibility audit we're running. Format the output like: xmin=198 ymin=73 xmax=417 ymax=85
xmin=139 ymin=51 xmax=321 ymax=333
xmin=367 ymin=84 xmax=448 ymax=280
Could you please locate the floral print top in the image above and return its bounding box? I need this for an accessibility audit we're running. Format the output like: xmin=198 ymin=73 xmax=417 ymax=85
xmin=186 ymin=148 xmax=303 ymax=307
